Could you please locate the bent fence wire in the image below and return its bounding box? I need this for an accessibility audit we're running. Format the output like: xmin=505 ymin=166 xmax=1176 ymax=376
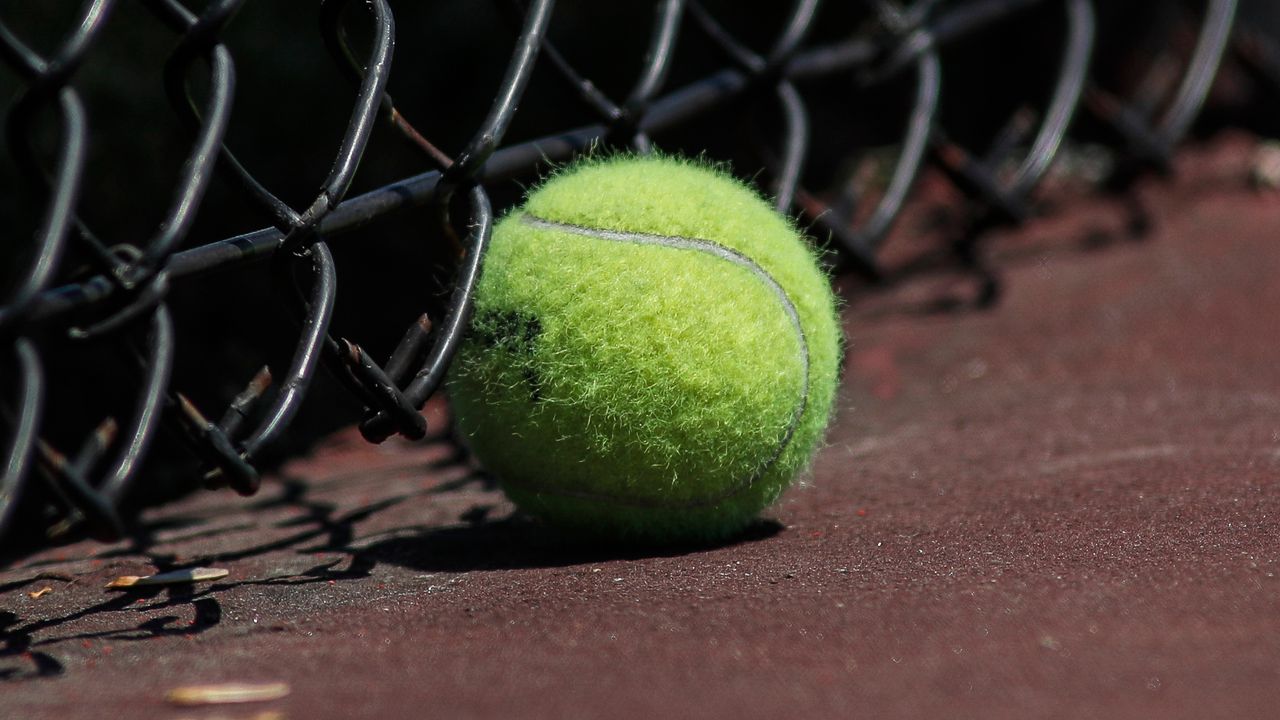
xmin=0 ymin=0 xmax=1248 ymax=548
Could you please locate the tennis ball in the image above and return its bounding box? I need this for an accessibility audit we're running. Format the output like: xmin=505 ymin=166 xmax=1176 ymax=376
xmin=447 ymin=155 xmax=841 ymax=543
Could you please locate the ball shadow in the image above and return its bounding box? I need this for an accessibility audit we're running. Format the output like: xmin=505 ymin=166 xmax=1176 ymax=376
xmin=356 ymin=516 xmax=785 ymax=572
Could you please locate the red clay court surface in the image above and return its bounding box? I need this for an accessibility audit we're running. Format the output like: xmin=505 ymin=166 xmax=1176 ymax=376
xmin=2 ymin=134 xmax=1279 ymax=719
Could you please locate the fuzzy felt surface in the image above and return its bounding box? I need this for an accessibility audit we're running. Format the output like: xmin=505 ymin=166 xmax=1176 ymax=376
xmin=448 ymin=156 xmax=841 ymax=543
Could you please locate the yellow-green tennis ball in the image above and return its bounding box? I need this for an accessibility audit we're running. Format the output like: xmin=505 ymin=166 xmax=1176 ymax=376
xmin=447 ymin=155 xmax=842 ymax=543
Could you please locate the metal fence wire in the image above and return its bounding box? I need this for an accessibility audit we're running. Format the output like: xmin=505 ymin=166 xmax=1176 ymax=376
xmin=0 ymin=0 xmax=1255 ymax=551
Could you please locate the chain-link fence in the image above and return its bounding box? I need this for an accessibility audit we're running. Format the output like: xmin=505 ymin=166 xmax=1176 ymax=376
xmin=0 ymin=0 xmax=1260 ymax=553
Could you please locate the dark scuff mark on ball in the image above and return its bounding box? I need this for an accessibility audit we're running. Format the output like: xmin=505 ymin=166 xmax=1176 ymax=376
xmin=473 ymin=309 xmax=545 ymax=402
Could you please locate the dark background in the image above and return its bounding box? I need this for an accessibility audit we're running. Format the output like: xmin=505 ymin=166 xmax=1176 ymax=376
xmin=1 ymin=0 xmax=1278 ymax=540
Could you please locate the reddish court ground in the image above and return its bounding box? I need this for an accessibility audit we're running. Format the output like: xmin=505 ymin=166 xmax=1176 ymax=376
xmin=2 ymin=134 xmax=1279 ymax=719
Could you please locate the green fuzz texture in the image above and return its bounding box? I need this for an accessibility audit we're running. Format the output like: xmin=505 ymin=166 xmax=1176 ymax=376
xmin=447 ymin=155 xmax=842 ymax=544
